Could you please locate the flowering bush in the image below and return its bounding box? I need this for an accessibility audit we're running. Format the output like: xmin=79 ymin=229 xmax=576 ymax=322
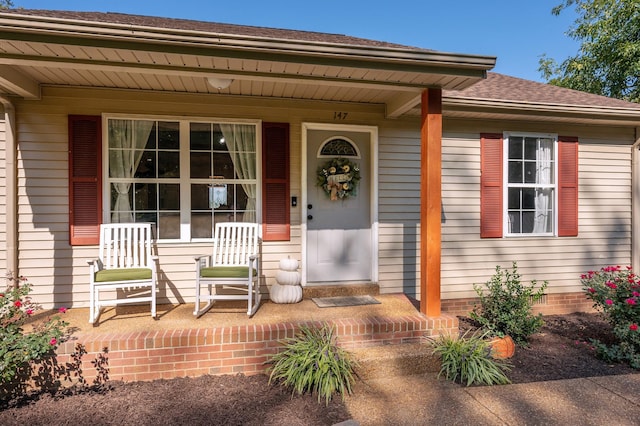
xmin=581 ymin=265 xmax=640 ymax=368
xmin=0 ymin=276 xmax=68 ymax=400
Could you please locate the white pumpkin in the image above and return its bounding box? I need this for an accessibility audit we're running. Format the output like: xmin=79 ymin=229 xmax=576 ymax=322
xmin=276 ymin=270 xmax=301 ymax=286
xmin=278 ymin=257 xmax=299 ymax=272
xmin=270 ymin=283 xmax=302 ymax=304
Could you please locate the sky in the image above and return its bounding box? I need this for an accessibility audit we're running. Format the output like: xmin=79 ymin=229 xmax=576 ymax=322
xmin=9 ymin=1 xmax=581 ymax=83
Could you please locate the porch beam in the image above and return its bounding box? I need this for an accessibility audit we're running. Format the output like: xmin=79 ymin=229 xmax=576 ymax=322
xmin=420 ymin=88 xmax=442 ymax=316
xmin=386 ymin=93 xmax=422 ymax=118
xmin=0 ymin=64 xmax=40 ymax=99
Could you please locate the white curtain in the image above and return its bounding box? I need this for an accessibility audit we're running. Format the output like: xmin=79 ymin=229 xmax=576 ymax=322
xmin=220 ymin=124 xmax=256 ymax=223
xmin=109 ymin=119 xmax=154 ymax=222
xmin=532 ymin=139 xmax=552 ymax=233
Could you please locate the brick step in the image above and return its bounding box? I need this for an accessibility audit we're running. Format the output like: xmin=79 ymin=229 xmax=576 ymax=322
xmin=350 ymin=342 xmax=440 ymax=380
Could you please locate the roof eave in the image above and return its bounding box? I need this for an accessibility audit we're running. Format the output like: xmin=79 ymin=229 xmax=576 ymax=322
xmin=443 ymin=96 xmax=640 ymax=125
xmin=0 ymin=11 xmax=496 ymax=75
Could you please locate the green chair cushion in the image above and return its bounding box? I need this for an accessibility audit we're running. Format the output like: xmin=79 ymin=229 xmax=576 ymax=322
xmin=200 ymin=266 xmax=257 ymax=278
xmin=95 ymin=268 xmax=152 ymax=282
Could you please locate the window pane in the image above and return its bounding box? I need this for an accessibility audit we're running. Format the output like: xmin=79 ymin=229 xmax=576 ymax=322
xmin=191 ymin=212 xmax=212 ymax=238
xmin=110 ymin=183 xmax=132 ymax=210
xmin=158 ymin=151 xmax=180 ymax=178
xmin=190 ymin=122 xmax=212 ymax=150
xmin=190 ymin=152 xmax=211 ymax=178
xmin=159 ymin=184 xmax=180 ymax=210
xmin=508 ymin=188 xmax=521 ymax=209
xmin=158 ymin=213 xmax=180 ymax=239
xmin=508 ymin=137 xmax=523 ymax=159
xmin=522 ymin=211 xmax=535 ymax=233
xmin=524 ymin=161 xmax=537 ymax=183
xmin=213 ymin=125 xmax=229 ymax=152
xmin=508 ymin=161 xmax=523 ymax=183
xmin=134 ymin=183 xmax=157 ymax=210
xmin=191 ymin=184 xmax=211 ymax=210
xmin=522 ymin=188 xmax=536 ymax=209
xmin=135 ymin=151 xmax=156 ymax=178
xmin=144 ymin=122 xmax=157 ymax=149
xmin=235 ymin=184 xmax=249 ymax=210
xmin=508 ymin=212 xmax=521 ymax=233
xmin=213 ymin=151 xmax=235 ymax=178
xmin=158 ymin=121 xmax=179 ymax=150
xmin=524 ymin=137 xmax=538 ymax=160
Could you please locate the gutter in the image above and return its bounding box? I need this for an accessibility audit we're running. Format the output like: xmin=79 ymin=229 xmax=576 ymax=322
xmin=633 ymin=128 xmax=640 ymax=273
xmin=443 ymin=96 xmax=640 ymax=119
xmin=0 ymin=95 xmax=17 ymax=288
xmin=0 ymin=12 xmax=496 ymax=73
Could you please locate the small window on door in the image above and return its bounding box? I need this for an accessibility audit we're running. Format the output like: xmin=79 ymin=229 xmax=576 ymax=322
xmin=317 ymin=137 xmax=360 ymax=158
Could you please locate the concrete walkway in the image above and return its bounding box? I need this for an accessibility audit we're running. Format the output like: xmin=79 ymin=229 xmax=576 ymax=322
xmin=342 ymin=373 xmax=640 ymax=425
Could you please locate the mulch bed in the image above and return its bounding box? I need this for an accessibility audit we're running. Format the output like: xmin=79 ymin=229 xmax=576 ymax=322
xmin=1 ymin=312 xmax=638 ymax=425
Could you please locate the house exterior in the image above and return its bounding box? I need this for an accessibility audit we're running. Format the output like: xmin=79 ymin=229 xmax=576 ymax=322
xmin=1 ymin=9 xmax=640 ymax=318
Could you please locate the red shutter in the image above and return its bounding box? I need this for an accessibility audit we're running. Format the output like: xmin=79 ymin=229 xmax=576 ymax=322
xmin=558 ymin=136 xmax=579 ymax=237
xmin=480 ymin=133 xmax=503 ymax=238
xmin=262 ymin=122 xmax=290 ymax=241
xmin=69 ymin=115 xmax=102 ymax=245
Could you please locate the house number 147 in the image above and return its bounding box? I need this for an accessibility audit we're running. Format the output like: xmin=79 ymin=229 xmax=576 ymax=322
xmin=333 ymin=112 xmax=349 ymax=120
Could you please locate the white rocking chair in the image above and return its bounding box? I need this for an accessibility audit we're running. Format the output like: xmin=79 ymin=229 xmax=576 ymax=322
xmin=87 ymin=223 xmax=158 ymax=324
xmin=194 ymin=222 xmax=261 ymax=317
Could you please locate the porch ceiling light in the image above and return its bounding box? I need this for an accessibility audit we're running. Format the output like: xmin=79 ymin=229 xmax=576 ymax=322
xmin=207 ymin=77 xmax=234 ymax=90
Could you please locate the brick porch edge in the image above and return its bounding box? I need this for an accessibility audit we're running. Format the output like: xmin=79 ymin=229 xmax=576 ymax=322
xmin=56 ymin=314 xmax=457 ymax=383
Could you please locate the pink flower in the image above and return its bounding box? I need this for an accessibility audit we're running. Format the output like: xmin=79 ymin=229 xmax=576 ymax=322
xmin=49 ymin=338 xmax=57 ymax=346
xmin=26 ymin=309 xmax=34 ymax=316
xmin=58 ymin=307 xmax=67 ymax=313
xmin=606 ymin=299 xmax=613 ymax=305
xmin=630 ymin=324 xmax=638 ymax=331
xmin=588 ymin=288 xmax=596 ymax=294
xmin=626 ymin=298 xmax=637 ymax=305
xmin=606 ymin=281 xmax=617 ymax=289
xmin=13 ymin=300 xmax=22 ymax=308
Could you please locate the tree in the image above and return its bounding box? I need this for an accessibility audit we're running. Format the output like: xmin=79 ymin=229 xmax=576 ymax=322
xmin=539 ymin=0 xmax=640 ymax=103
xmin=0 ymin=0 xmax=14 ymax=9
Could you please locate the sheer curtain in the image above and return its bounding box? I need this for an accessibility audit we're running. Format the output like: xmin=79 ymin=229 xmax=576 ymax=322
xmin=220 ymin=124 xmax=256 ymax=223
xmin=532 ymin=139 xmax=552 ymax=233
xmin=109 ymin=119 xmax=154 ymax=222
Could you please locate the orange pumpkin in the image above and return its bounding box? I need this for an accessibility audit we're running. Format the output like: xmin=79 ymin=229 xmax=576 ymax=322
xmin=489 ymin=335 xmax=515 ymax=359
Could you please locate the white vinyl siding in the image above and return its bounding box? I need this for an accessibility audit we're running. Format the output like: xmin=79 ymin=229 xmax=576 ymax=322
xmin=441 ymin=123 xmax=633 ymax=300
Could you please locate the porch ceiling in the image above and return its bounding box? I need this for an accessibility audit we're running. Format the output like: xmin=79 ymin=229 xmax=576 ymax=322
xmin=0 ymin=10 xmax=496 ymax=118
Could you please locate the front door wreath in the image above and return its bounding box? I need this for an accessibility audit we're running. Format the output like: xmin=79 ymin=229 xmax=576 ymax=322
xmin=316 ymin=158 xmax=361 ymax=200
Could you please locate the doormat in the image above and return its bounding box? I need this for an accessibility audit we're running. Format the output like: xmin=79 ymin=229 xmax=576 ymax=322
xmin=312 ymin=295 xmax=381 ymax=308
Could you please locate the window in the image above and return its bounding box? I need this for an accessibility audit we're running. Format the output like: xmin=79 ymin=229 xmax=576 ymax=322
xmin=480 ymin=133 xmax=578 ymax=239
xmin=105 ymin=117 xmax=258 ymax=240
xmin=505 ymin=133 xmax=556 ymax=236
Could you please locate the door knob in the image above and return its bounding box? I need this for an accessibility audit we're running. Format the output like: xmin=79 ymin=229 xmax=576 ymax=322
xmin=307 ymin=215 xmax=313 ymax=220
xmin=307 ymin=204 xmax=313 ymax=210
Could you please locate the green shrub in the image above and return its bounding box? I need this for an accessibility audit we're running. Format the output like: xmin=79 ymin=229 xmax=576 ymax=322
xmin=431 ymin=331 xmax=511 ymax=386
xmin=1 ymin=277 xmax=68 ymax=403
xmin=267 ymin=323 xmax=358 ymax=405
xmin=470 ymin=262 xmax=547 ymax=346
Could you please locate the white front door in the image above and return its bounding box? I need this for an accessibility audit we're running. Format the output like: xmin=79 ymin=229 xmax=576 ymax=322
xmin=305 ymin=126 xmax=374 ymax=283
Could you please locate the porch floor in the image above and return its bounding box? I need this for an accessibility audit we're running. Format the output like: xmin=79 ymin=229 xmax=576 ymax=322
xmin=38 ymin=294 xmax=458 ymax=383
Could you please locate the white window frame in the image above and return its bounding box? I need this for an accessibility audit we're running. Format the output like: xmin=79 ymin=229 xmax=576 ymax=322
xmin=102 ymin=114 xmax=262 ymax=242
xmin=503 ymin=132 xmax=558 ymax=237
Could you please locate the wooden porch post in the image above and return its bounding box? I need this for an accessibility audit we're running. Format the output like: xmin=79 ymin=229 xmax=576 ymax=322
xmin=420 ymin=88 xmax=442 ymax=316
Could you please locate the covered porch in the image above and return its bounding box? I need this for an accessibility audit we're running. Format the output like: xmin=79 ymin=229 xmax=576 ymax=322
xmin=45 ymin=293 xmax=457 ymax=383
